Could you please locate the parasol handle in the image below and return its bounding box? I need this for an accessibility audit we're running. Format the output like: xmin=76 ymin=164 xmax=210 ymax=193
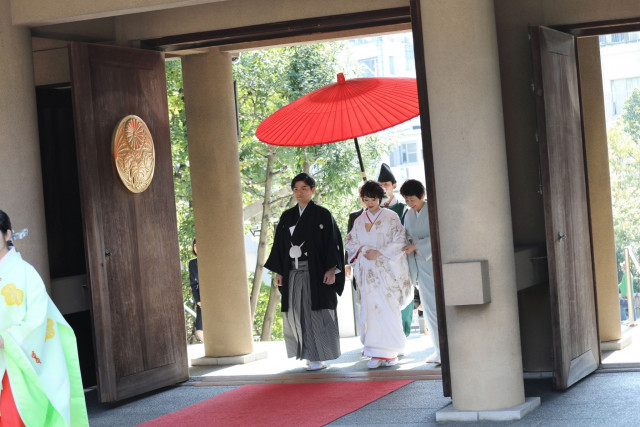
xmin=354 ymin=137 xmax=367 ymax=181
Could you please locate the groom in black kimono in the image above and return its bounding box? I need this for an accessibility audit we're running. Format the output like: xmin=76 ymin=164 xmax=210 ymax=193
xmin=265 ymin=172 xmax=345 ymax=371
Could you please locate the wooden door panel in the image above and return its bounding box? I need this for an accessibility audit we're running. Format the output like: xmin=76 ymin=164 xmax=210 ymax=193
xmin=531 ymin=26 xmax=599 ymax=390
xmin=70 ymin=42 xmax=188 ymax=402
xmin=409 ymin=0 xmax=451 ymax=397
xmin=90 ymin=56 xmax=176 ymax=376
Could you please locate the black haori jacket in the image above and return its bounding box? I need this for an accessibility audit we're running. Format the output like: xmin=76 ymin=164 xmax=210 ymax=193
xmin=265 ymin=201 xmax=345 ymax=312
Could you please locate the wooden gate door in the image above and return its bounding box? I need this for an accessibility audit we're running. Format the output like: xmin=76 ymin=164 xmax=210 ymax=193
xmin=69 ymin=42 xmax=188 ymax=402
xmin=409 ymin=0 xmax=451 ymax=397
xmin=530 ymin=26 xmax=599 ymax=390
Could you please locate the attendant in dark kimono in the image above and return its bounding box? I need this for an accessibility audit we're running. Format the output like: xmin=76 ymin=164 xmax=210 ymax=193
xmin=377 ymin=163 xmax=413 ymax=337
xmin=265 ymin=173 xmax=345 ymax=371
xmin=188 ymin=238 xmax=203 ymax=343
xmin=345 ymin=196 xmax=365 ymax=287
xmin=345 ymin=200 xmax=365 ymax=336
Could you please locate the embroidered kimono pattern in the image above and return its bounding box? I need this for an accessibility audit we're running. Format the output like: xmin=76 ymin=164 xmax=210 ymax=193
xmin=382 ymin=198 xmax=412 ymax=336
xmin=345 ymin=208 xmax=413 ymax=359
xmin=0 ymin=251 xmax=88 ymax=426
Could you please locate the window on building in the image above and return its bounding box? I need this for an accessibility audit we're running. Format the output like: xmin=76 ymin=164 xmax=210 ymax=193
xmin=352 ymin=37 xmax=375 ymax=46
xmin=389 ymin=141 xmax=419 ymax=167
xmin=359 ymin=57 xmax=378 ymax=77
xmin=388 ymin=56 xmax=396 ymax=75
xmin=599 ymin=31 xmax=640 ymax=46
xmin=611 ymin=77 xmax=640 ymax=115
xmin=405 ymin=42 xmax=415 ymax=72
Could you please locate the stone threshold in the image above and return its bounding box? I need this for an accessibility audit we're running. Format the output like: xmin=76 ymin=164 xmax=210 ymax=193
xmin=191 ymin=349 xmax=269 ymax=366
xmin=601 ymin=327 xmax=634 ymax=351
xmin=436 ymin=397 xmax=541 ymax=422
xmin=192 ymin=369 xmax=442 ymax=386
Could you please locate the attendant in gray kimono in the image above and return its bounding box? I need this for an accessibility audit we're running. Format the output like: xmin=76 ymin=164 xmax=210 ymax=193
xmin=400 ymin=179 xmax=440 ymax=365
xmin=265 ymin=173 xmax=345 ymax=371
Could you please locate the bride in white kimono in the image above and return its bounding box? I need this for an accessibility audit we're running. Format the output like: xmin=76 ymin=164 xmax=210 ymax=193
xmin=345 ymin=181 xmax=413 ymax=369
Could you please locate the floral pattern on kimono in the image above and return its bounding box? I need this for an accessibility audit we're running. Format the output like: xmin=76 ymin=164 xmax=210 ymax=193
xmin=345 ymin=208 xmax=413 ymax=359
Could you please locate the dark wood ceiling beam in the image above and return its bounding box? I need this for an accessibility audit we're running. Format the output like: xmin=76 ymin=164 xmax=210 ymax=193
xmin=553 ymin=17 xmax=640 ymax=37
xmin=141 ymin=7 xmax=411 ymax=52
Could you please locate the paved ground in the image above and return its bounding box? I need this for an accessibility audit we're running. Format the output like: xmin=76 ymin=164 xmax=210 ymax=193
xmin=87 ymin=323 xmax=640 ymax=425
xmin=333 ymin=371 xmax=640 ymax=426
xmin=86 ymin=371 xmax=640 ymax=426
xmin=188 ymin=333 xmax=438 ymax=378
xmin=602 ymin=324 xmax=640 ymax=366
xmin=86 ymin=326 xmax=640 ymax=426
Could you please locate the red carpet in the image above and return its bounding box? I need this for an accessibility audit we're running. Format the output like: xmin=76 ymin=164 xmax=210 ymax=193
xmin=140 ymin=380 xmax=412 ymax=426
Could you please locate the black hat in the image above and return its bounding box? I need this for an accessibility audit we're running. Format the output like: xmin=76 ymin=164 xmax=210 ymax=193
xmin=377 ymin=163 xmax=396 ymax=183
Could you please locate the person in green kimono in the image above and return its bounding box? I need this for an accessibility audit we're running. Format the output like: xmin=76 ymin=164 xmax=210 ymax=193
xmin=377 ymin=163 xmax=407 ymax=223
xmin=377 ymin=163 xmax=412 ymax=337
xmin=0 ymin=209 xmax=88 ymax=426
xmin=619 ymin=261 xmax=633 ymax=322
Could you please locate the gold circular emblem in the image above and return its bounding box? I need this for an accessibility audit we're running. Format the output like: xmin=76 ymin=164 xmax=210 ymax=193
xmin=112 ymin=115 xmax=155 ymax=193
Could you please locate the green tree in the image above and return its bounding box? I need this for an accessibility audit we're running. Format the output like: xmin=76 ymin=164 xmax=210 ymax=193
xmin=621 ymin=88 xmax=640 ymax=142
xmin=166 ymin=59 xmax=198 ymax=341
xmin=609 ymin=89 xmax=640 ymax=292
xmin=166 ymin=42 xmax=395 ymax=342
xmin=235 ymin=43 xmax=392 ymax=340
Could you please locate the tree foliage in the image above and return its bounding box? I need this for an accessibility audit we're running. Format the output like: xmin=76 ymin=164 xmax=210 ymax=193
xmin=165 ymin=59 xmax=200 ymax=341
xmin=166 ymin=41 xmax=394 ymax=342
xmin=609 ymin=88 xmax=640 ymax=292
xmin=621 ymin=89 xmax=640 ymax=142
xmin=235 ymin=43 xmax=392 ymax=340
xmin=235 ymin=43 xmax=389 ymax=237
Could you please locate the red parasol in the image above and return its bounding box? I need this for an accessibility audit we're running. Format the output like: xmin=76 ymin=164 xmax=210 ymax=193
xmin=256 ymin=73 xmax=419 ymax=180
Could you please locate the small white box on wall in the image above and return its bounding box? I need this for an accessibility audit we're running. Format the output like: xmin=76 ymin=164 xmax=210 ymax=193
xmin=443 ymin=260 xmax=490 ymax=305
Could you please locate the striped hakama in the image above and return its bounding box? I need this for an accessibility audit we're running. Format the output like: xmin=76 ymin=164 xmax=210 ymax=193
xmin=283 ymin=261 xmax=341 ymax=361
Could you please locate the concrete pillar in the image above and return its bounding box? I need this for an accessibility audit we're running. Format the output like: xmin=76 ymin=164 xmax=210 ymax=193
xmin=0 ymin=0 xmax=50 ymax=287
xmin=182 ymin=48 xmax=253 ymax=356
xmin=577 ymin=37 xmax=621 ymax=343
xmin=421 ymin=0 xmax=524 ymax=410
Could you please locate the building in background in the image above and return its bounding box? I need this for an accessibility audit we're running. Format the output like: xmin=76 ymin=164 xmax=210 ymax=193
xmin=600 ymin=31 xmax=640 ymax=127
xmin=348 ymin=33 xmax=425 ymax=189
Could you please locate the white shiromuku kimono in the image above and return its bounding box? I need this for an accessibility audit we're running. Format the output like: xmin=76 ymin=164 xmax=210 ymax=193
xmin=0 ymin=248 xmax=88 ymax=426
xmin=345 ymin=208 xmax=413 ymax=359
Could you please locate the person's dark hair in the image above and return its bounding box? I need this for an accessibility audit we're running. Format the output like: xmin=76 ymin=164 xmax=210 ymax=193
xmin=191 ymin=237 xmax=197 ymax=256
xmin=359 ymin=180 xmax=385 ymax=201
xmin=0 ymin=210 xmax=13 ymax=248
xmin=400 ymin=179 xmax=426 ymax=199
xmin=291 ymin=172 xmax=316 ymax=189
